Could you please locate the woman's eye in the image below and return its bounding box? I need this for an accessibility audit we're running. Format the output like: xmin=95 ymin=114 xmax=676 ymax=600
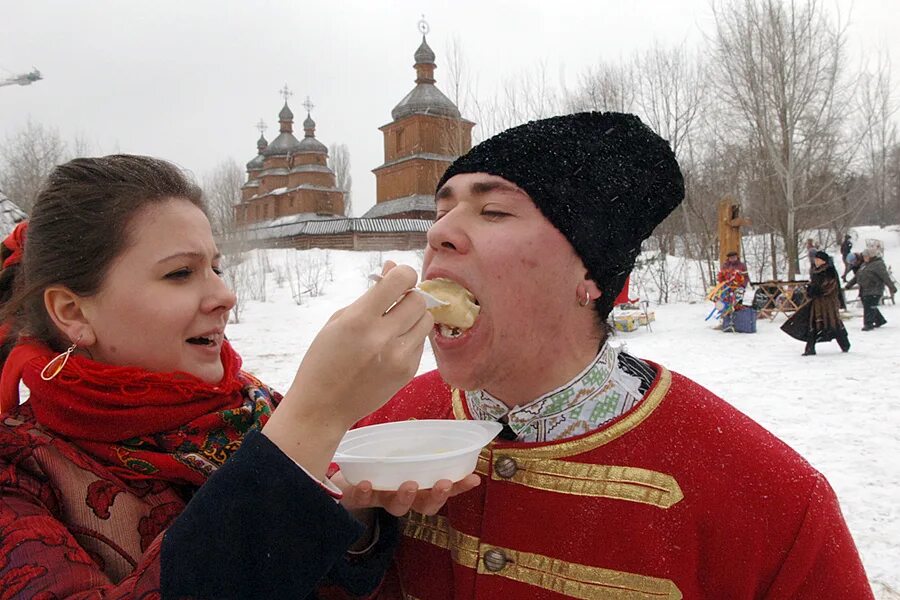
xmin=212 ymin=266 xmax=224 ymax=276
xmin=165 ymin=268 xmax=192 ymax=280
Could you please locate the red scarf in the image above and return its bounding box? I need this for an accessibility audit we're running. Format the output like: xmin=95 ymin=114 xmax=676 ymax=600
xmin=1 ymin=340 xmax=278 ymax=486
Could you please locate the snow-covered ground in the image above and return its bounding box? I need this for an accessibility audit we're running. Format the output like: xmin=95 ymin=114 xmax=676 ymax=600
xmin=227 ymin=226 xmax=900 ymax=597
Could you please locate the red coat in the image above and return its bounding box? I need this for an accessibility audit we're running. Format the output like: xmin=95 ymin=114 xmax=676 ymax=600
xmin=359 ymin=365 xmax=873 ymax=599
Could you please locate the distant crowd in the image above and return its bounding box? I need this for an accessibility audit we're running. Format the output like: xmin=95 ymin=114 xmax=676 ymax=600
xmin=712 ymin=232 xmax=896 ymax=355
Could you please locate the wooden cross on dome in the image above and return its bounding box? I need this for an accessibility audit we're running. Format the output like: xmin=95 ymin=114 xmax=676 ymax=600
xmin=302 ymin=96 xmax=315 ymax=114
xmin=256 ymin=119 xmax=267 ymax=135
xmin=279 ymin=84 xmax=293 ymax=103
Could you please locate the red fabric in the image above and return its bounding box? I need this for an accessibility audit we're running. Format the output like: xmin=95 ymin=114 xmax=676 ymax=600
xmin=359 ymin=368 xmax=874 ymax=599
xmin=717 ymin=261 xmax=749 ymax=288
xmin=613 ymin=274 xmax=637 ymax=305
xmin=0 ymin=341 xmax=45 ymax=412
xmin=0 ymin=377 xmax=279 ymax=598
xmin=1 ymin=340 xmax=273 ymax=486
xmin=1 ymin=221 xmax=27 ymax=270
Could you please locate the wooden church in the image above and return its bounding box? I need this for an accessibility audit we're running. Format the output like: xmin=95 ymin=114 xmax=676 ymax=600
xmin=233 ymin=29 xmax=473 ymax=251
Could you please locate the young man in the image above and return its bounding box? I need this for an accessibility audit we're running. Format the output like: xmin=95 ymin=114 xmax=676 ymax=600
xmin=360 ymin=112 xmax=873 ymax=599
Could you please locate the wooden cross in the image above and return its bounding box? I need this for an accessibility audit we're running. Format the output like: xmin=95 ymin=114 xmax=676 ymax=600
xmin=302 ymin=96 xmax=315 ymax=114
xmin=279 ymin=84 xmax=293 ymax=102
xmin=255 ymin=119 xmax=267 ymax=135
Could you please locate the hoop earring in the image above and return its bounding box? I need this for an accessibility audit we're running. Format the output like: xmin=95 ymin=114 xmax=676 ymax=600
xmin=40 ymin=335 xmax=82 ymax=381
xmin=579 ymin=289 xmax=591 ymax=307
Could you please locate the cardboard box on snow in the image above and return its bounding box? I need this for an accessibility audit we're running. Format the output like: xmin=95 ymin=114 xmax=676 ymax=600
xmin=612 ymin=309 xmax=655 ymax=332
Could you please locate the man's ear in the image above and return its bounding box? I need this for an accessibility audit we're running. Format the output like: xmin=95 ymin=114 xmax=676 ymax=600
xmin=43 ymin=286 xmax=97 ymax=346
xmin=583 ymin=272 xmax=602 ymax=300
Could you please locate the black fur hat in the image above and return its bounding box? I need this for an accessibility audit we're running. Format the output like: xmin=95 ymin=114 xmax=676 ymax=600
xmin=436 ymin=112 xmax=684 ymax=319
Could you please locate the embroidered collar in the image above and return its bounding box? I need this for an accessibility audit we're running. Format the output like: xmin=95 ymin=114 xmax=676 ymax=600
xmin=464 ymin=343 xmax=646 ymax=443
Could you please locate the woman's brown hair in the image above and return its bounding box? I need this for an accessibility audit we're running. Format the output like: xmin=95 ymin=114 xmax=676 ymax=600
xmin=0 ymin=155 xmax=204 ymax=364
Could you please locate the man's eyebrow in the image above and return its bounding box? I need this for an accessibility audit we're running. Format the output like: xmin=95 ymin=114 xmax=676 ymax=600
xmin=470 ymin=180 xmax=521 ymax=196
xmin=436 ymin=185 xmax=455 ymax=200
xmin=436 ymin=180 xmax=522 ymax=200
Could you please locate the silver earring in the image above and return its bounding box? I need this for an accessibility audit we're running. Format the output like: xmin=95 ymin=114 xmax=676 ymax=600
xmin=579 ymin=289 xmax=591 ymax=307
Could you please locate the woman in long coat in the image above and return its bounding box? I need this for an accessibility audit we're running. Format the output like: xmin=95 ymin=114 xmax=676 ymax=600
xmin=782 ymin=251 xmax=851 ymax=355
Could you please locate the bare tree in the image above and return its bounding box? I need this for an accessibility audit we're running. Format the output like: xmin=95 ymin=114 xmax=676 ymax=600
xmin=328 ymin=143 xmax=353 ymax=217
xmin=890 ymin=143 xmax=900 ymax=222
xmin=0 ymin=119 xmax=69 ymax=213
xmin=285 ymin=249 xmax=332 ymax=304
xmin=444 ymin=35 xmax=474 ymax=117
xmin=632 ymin=43 xmax=711 ymax=284
xmin=202 ymin=158 xmax=244 ymax=237
xmin=471 ymin=62 xmax=563 ymax=141
xmin=856 ymin=50 xmax=898 ymax=228
xmin=633 ymin=43 xmax=707 ymax=159
xmin=711 ymin=0 xmax=854 ymax=279
xmin=566 ymin=60 xmax=635 ymax=113
xmin=222 ymin=252 xmax=253 ymax=323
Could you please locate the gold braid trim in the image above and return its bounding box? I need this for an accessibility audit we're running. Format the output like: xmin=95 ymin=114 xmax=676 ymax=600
xmin=496 ymin=459 xmax=683 ymax=508
xmin=478 ymin=544 xmax=683 ymax=600
xmin=402 ymin=513 xmax=682 ymax=599
xmin=451 ymin=368 xmax=672 ymax=459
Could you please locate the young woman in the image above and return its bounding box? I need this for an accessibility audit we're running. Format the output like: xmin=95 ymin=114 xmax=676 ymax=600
xmin=0 ymin=155 xmax=475 ymax=598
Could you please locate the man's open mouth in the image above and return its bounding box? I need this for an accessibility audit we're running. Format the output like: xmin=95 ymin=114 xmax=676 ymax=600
xmin=419 ymin=278 xmax=481 ymax=336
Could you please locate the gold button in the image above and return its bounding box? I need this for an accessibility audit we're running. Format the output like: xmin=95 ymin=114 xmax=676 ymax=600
xmin=494 ymin=455 xmax=518 ymax=479
xmin=483 ymin=548 xmax=508 ymax=572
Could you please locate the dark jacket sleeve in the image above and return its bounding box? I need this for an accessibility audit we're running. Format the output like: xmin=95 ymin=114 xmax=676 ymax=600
xmin=318 ymin=510 xmax=400 ymax=599
xmin=872 ymin=260 xmax=897 ymax=294
xmin=162 ymin=430 xmax=375 ymax=599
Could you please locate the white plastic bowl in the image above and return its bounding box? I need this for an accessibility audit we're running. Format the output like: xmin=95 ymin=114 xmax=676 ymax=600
xmin=334 ymin=420 xmax=503 ymax=490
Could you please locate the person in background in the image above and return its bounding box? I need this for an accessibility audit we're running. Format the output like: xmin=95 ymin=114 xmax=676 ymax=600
xmin=805 ymin=238 xmax=819 ymax=274
xmin=0 ymin=155 xmax=475 ymax=599
xmin=840 ymin=233 xmax=853 ymax=279
xmin=845 ymin=249 xmax=897 ymax=331
xmin=843 ymin=251 xmax=863 ymax=283
xmin=781 ymin=250 xmax=850 ymax=355
xmin=716 ymin=250 xmax=750 ymax=309
xmin=357 ymin=112 xmax=873 ymax=599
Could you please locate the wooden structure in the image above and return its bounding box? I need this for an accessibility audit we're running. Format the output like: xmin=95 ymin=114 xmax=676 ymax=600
xmin=365 ymin=33 xmax=474 ymax=220
xmin=232 ymin=25 xmax=473 ymax=251
xmin=717 ymin=197 xmax=751 ymax=266
xmin=221 ymin=216 xmax=430 ymax=253
xmin=236 ymin=92 xmax=346 ymax=225
xmin=751 ymin=280 xmax=809 ymax=321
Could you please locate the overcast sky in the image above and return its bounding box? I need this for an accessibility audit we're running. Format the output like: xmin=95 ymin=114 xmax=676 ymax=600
xmin=2 ymin=0 xmax=898 ymax=216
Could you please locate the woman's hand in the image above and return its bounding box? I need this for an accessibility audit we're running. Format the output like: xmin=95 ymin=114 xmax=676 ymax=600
xmin=287 ymin=261 xmax=432 ymax=423
xmin=333 ymin=471 xmax=482 ymax=516
xmin=262 ymin=262 xmax=433 ymax=479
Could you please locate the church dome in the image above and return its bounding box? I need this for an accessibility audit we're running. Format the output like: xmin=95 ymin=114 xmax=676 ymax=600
xmin=391 ymin=34 xmax=461 ymax=120
xmin=263 ymin=132 xmax=302 ymax=156
xmin=414 ymin=38 xmax=436 ymax=64
xmin=391 ymin=85 xmax=461 ymax=120
xmin=246 ymin=154 xmax=265 ymax=170
xmin=297 ymin=136 xmax=328 ymax=153
xmin=247 ymin=133 xmax=268 ymax=169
